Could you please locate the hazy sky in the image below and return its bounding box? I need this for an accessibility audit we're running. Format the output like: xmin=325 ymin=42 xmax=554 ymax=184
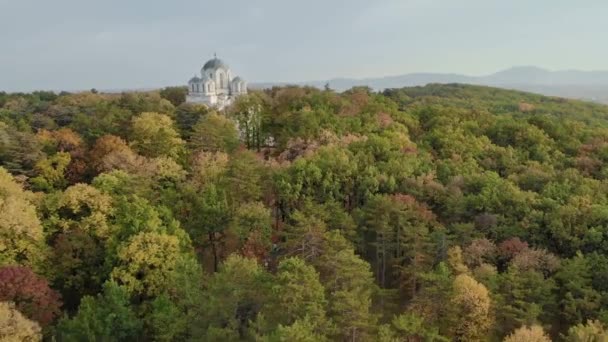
xmin=1 ymin=0 xmax=607 ymax=92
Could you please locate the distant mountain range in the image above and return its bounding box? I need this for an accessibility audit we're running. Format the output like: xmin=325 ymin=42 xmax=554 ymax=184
xmin=251 ymin=66 xmax=608 ymax=104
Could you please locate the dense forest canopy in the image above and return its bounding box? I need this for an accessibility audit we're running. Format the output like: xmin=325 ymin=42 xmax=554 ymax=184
xmin=2 ymin=83 xmax=608 ymax=341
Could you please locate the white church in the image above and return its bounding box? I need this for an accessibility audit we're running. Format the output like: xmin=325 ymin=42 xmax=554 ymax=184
xmin=186 ymin=55 xmax=247 ymax=108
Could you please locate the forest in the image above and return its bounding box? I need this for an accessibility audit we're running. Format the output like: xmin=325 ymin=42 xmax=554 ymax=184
xmin=3 ymin=83 xmax=608 ymax=341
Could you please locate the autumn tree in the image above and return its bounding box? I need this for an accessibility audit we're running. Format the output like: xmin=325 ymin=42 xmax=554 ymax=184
xmin=0 ymin=301 xmax=42 ymax=342
xmin=503 ymin=325 xmax=551 ymax=342
xmin=44 ymin=183 xmax=113 ymax=239
xmin=0 ymin=167 xmax=45 ymax=269
xmin=89 ymin=134 xmax=132 ymax=173
xmin=30 ymin=151 xmax=71 ymax=190
xmin=130 ymin=112 xmax=184 ymax=159
xmin=564 ymin=320 xmax=608 ymax=341
xmin=451 ymin=274 xmax=493 ymax=341
xmin=110 ymin=232 xmax=188 ymax=298
xmin=188 ymin=150 xmax=228 ymax=188
xmin=0 ymin=266 xmax=62 ymax=327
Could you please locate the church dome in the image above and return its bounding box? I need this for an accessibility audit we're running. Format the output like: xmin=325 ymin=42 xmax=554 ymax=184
xmin=189 ymin=76 xmax=201 ymax=83
xmin=203 ymin=57 xmax=228 ymax=70
xmin=232 ymin=76 xmax=245 ymax=82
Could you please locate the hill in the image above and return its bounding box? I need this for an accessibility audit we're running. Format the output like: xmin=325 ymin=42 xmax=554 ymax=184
xmin=3 ymin=84 xmax=608 ymax=340
xmin=253 ymin=66 xmax=608 ymax=104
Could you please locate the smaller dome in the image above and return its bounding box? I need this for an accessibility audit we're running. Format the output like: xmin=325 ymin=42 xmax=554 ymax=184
xmin=203 ymin=57 xmax=228 ymax=70
xmin=232 ymin=76 xmax=245 ymax=83
xmin=189 ymin=76 xmax=201 ymax=83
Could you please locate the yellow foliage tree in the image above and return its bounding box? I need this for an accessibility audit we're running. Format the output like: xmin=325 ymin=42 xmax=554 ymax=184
xmin=130 ymin=112 xmax=184 ymax=159
xmin=451 ymin=274 xmax=493 ymax=341
xmin=110 ymin=232 xmax=182 ymax=297
xmin=0 ymin=301 xmax=42 ymax=342
xmin=565 ymin=320 xmax=608 ymax=341
xmin=53 ymin=183 xmax=113 ymax=239
xmin=0 ymin=167 xmax=45 ymax=268
xmin=447 ymin=246 xmax=470 ymax=275
xmin=504 ymin=325 xmax=551 ymax=342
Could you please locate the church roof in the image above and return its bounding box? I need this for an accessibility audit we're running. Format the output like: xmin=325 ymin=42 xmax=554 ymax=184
xmin=203 ymin=57 xmax=228 ymax=70
xmin=232 ymin=76 xmax=245 ymax=82
xmin=189 ymin=76 xmax=201 ymax=83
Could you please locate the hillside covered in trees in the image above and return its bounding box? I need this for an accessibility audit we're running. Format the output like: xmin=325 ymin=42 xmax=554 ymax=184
xmin=3 ymin=83 xmax=608 ymax=341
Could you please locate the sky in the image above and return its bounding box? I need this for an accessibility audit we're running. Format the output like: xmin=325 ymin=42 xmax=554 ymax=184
xmin=1 ymin=0 xmax=607 ymax=92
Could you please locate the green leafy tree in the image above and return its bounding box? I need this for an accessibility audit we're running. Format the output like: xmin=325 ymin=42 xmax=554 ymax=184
xmin=230 ymin=201 xmax=273 ymax=260
xmin=495 ymin=267 xmax=556 ymax=337
xmin=200 ymin=255 xmax=271 ymax=340
xmin=359 ymin=194 xmax=438 ymax=296
xmin=49 ymin=229 xmax=106 ymax=310
xmin=409 ymin=263 xmax=455 ymax=332
xmin=261 ymin=318 xmax=328 ymax=342
xmin=174 ymin=103 xmax=209 ymax=138
xmin=159 ymin=86 xmax=188 ymax=107
xmin=554 ymin=253 xmax=602 ymax=327
xmin=190 ymin=112 xmax=240 ymax=153
xmin=182 ymin=183 xmax=231 ymax=271
xmin=261 ymin=257 xmax=329 ymax=334
xmin=140 ymin=256 xmax=205 ymax=341
xmin=57 ymin=281 xmax=142 ymax=341
xmin=229 ymin=93 xmax=268 ymax=150
xmin=222 ymin=149 xmax=265 ymax=206
xmin=378 ymin=313 xmax=448 ymax=342
xmin=314 ymin=231 xmax=377 ymax=342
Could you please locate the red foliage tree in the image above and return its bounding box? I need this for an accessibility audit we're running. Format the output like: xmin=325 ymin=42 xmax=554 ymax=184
xmin=0 ymin=266 xmax=62 ymax=327
xmin=498 ymin=237 xmax=529 ymax=261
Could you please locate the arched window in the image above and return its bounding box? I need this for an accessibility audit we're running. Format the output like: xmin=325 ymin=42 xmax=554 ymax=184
xmin=220 ymin=73 xmax=225 ymax=89
xmin=191 ymin=84 xmax=195 ymax=92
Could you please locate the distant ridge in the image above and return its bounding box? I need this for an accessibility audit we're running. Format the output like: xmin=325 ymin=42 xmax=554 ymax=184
xmin=251 ymin=66 xmax=608 ymax=104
